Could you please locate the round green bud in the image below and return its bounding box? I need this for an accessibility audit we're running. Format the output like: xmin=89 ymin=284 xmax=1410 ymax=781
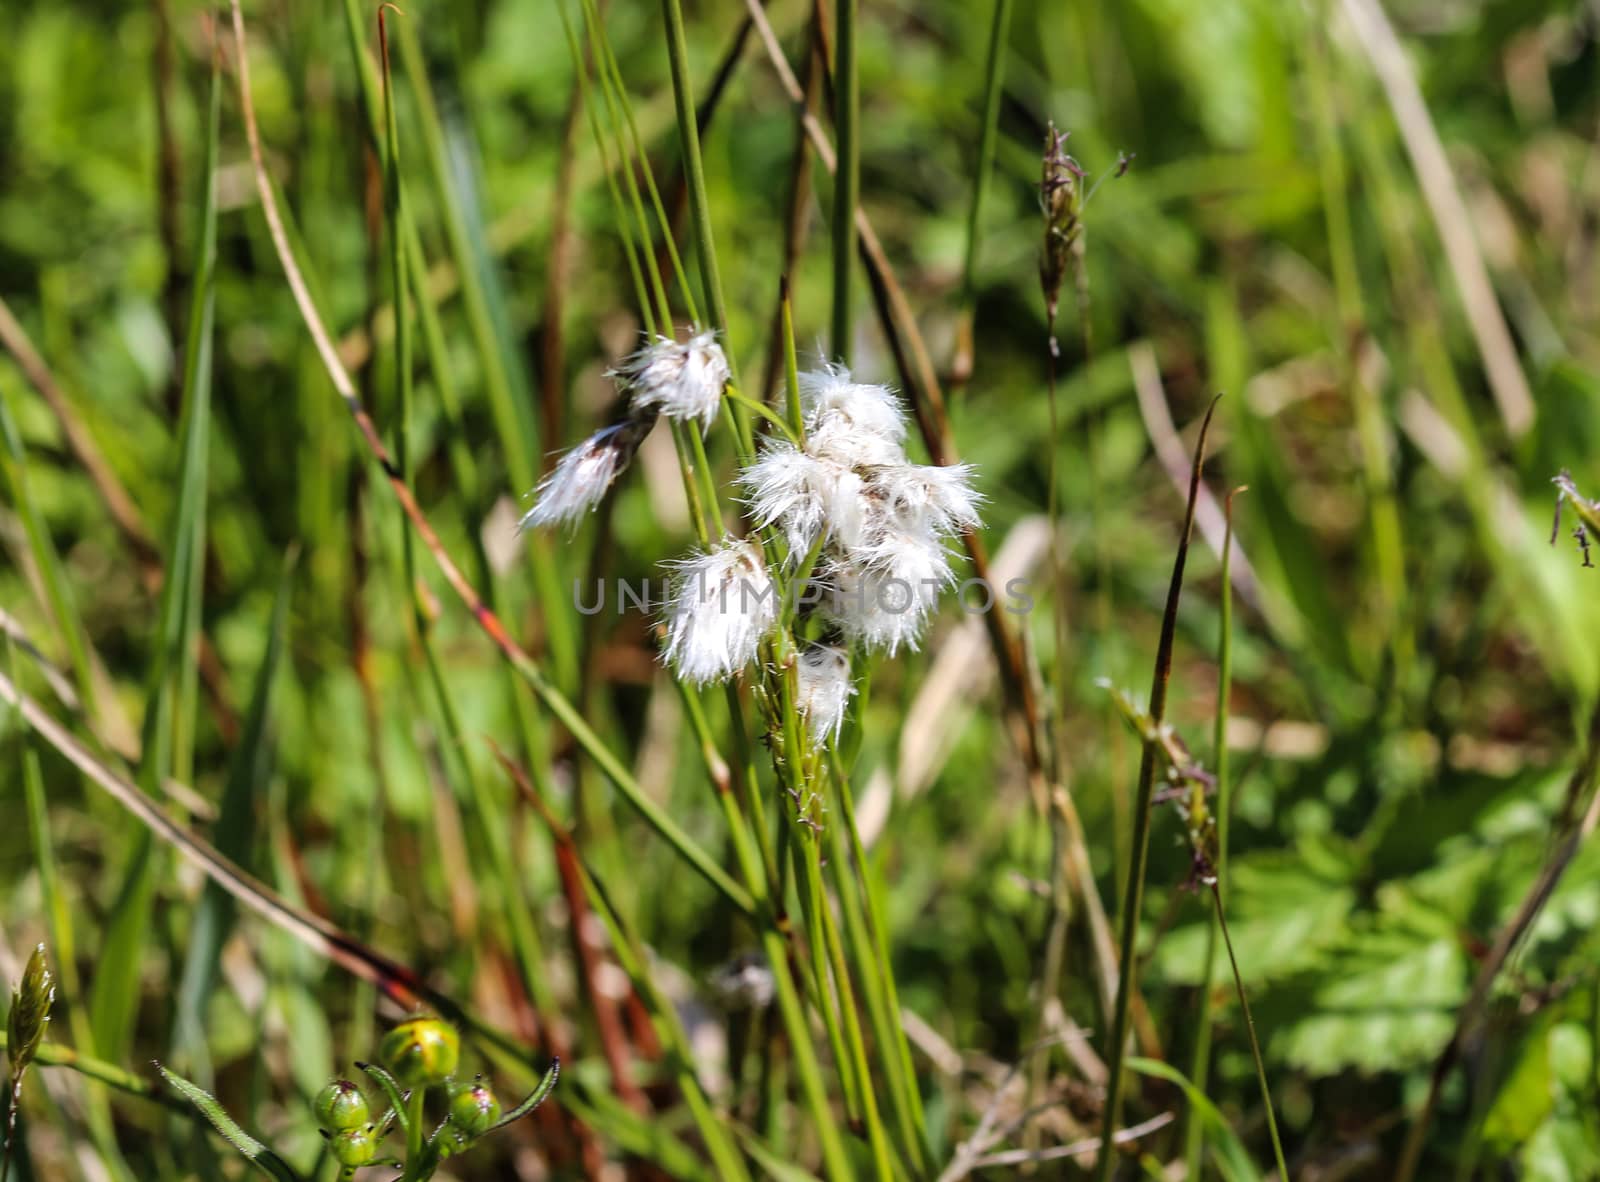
xmin=329 ymin=1127 xmax=377 ymax=1168
xmin=447 ymin=1080 xmax=502 ymax=1139
xmin=313 ymin=1080 xmax=370 ymax=1132
xmin=379 ymin=1018 xmax=459 ymax=1090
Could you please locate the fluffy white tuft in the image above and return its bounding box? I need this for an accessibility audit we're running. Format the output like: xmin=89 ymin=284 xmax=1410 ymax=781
xmin=740 ymin=443 xmax=867 ymax=556
xmin=613 ymin=330 xmax=729 ymax=432
xmin=662 ymin=539 xmax=777 ymax=685
xmin=878 ymin=462 xmax=984 ymax=535
xmin=823 ymin=563 xmax=940 ymax=656
xmin=795 ymin=643 xmax=855 ymax=745
xmin=521 ymin=420 xmax=650 ymax=530
xmin=799 ymin=364 xmax=908 ymax=443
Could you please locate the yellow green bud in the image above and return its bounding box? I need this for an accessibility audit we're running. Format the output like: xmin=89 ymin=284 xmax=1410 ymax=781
xmin=313 ymin=1079 xmax=369 ymax=1131
xmin=447 ymin=1079 xmax=501 ymax=1139
xmin=378 ymin=1018 xmax=459 ymax=1090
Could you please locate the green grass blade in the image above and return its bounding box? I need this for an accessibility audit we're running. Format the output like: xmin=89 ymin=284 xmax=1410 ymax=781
xmin=157 ymin=1065 xmax=300 ymax=1182
xmin=171 ymin=549 xmax=295 ymax=1076
xmin=89 ymin=46 xmax=221 ymax=1067
xmin=1127 ymin=1058 xmax=1261 ymax=1182
xmin=0 ymin=382 xmax=99 ymax=726
xmin=831 ymin=0 xmax=859 ymax=362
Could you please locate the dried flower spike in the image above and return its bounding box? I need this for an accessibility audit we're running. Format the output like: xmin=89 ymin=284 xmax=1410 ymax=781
xmin=663 ymin=539 xmax=778 ymax=685
xmin=612 ymin=330 xmax=730 ymax=433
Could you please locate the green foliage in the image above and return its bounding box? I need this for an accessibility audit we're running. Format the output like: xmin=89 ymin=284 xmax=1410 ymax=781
xmin=1 ymin=0 xmax=1599 ymax=1177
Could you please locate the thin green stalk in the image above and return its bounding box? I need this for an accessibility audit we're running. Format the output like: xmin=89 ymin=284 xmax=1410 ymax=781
xmin=0 ymin=387 xmax=99 ymax=727
xmin=1094 ymin=399 xmax=1218 ymax=1182
xmin=582 ymin=0 xmax=673 ymax=332
xmin=825 ymin=776 xmax=926 ymax=1176
xmin=403 ymin=1088 xmax=425 ymax=1181
xmin=1210 ymin=889 xmax=1289 ymax=1180
xmin=831 ymin=0 xmax=859 ymax=362
xmin=20 ymin=727 xmax=131 ymax=1179
xmin=832 ymin=762 xmax=927 ymax=1160
xmin=808 ymin=836 xmax=898 ymax=1180
xmin=1185 ymin=487 xmax=1242 ymax=1176
xmin=380 ymin=8 xmax=418 ymax=604
xmin=704 ymin=710 xmax=855 ymax=1180
xmin=782 ymin=281 xmax=803 ymax=436
xmin=658 ymin=0 xmax=755 ymax=463
xmin=955 ymin=0 xmax=1012 ymax=376
xmin=795 ymin=826 xmax=865 ymax=1130
xmin=586 ymin=0 xmax=701 ymax=325
xmin=0 ymin=1035 xmax=187 ymax=1117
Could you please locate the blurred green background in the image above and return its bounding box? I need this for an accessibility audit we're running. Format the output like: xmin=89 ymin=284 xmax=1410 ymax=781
xmin=3 ymin=0 xmax=1600 ymax=1177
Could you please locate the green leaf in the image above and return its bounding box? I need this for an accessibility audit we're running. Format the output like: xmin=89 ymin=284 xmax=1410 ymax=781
xmin=1273 ymin=924 xmax=1468 ymax=1075
xmin=1126 ymin=1057 xmax=1261 ymax=1182
xmin=489 ymin=1058 xmax=559 ymax=1130
xmin=357 ymin=1060 xmax=411 ymax=1137
xmin=1483 ymin=1018 xmax=1555 ymax=1149
xmin=157 ymin=1064 xmax=300 ymax=1182
xmin=1156 ymin=852 xmax=1355 ymax=988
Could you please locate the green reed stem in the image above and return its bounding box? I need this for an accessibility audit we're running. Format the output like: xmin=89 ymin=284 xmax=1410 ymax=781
xmin=1185 ymin=488 xmax=1242 ymax=1176
xmin=659 ymin=0 xmax=755 ymax=465
xmin=831 ymin=0 xmax=859 ymax=363
xmin=1094 ymin=398 xmax=1218 ymax=1182
xmin=830 ymin=761 xmax=928 ymax=1174
xmin=958 ymin=0 xmax=1011 ymax=334
xmin=1211 ymin=887 xmax=1289 ymax=1180
xmin=587 ymin=0 xmax=701 ymax=326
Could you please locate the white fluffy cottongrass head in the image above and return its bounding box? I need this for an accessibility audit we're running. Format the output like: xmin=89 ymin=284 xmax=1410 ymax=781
xmin=522 ymin=418 xmax=653 ymax=531
xmin=800 ymin=364 xmax=907 ymax=443
xmin=878 ymin=462 xmax=984 ymax=535
xmin=663 ymin=538 xmax=777 ymax=685
xmin=735 ymin=363 xmax=983 ymax=653
xmin=795 ymin=643 xmax=855 ymax=745
xmin=824 ymin=564 xmax=940 ymax=656
xmin=740 ymin=442 xmax=866 ymax=556
xmin=612 ymin=330 xmax=729 ymax=433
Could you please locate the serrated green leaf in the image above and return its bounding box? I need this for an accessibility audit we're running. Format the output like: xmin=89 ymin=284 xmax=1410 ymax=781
xmin=1157 ymin=854 xmax=1354 ymax=987
xmin=1273 ymin=926 xmax=1468 ymax=1075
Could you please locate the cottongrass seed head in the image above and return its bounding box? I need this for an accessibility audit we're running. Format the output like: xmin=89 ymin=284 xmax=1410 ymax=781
xmin=739 ymin=364 xmax=983 ymax=654
xmin=740 ymin=442 xmax=868 ymax=556
xmin=612 ymin=329 xmax=730 ymax=433
xmin=521 ymin=416 xmax=654 ymax=531
xmin=663 ymin=538 xmax=777 ymax=685
xmin=795 ymin=643 xmax=855 ymax=744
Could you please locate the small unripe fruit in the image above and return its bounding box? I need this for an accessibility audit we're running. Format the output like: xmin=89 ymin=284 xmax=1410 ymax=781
xmin=447 ymin=1080 xmax=502 ymax=1139
xmin=379 ymin=1018 xmax=459 ymax=1089
xmin=313 ymin=1080 xmax=370 ymax=1131
xmin=330 ymin=1127 xmax=377 ymax=1167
